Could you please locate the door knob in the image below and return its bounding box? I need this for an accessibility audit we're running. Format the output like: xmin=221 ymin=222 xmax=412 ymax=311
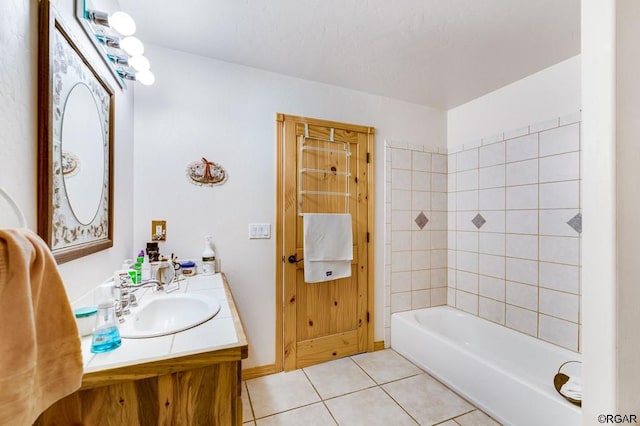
xmin=288 ymin=255 xmax=303 ymax=264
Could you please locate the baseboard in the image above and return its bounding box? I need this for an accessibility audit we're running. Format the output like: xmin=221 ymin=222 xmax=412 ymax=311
xmin=242 ymin=363 xmax=278 ymax=381
xmin=373 ymin=340 xmax=385 ymax=351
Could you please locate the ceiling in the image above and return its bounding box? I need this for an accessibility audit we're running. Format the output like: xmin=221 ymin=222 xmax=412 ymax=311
xmin=120 ymin=0 xmax=580 ymax=109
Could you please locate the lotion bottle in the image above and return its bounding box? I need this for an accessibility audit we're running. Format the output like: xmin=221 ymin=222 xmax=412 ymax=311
xmin=201 ymin=235 xmax=216 ymax=275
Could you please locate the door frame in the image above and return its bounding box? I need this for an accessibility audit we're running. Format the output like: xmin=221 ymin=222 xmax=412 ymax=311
xmin=275 ymin=113 xmax=375 ymax=372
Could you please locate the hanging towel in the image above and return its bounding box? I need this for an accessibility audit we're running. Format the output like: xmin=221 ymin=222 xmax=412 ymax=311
xmin=303 ymin=213 xmax=353 ymax=283
xmin=0 ymin=229 xmax=83 ymax=425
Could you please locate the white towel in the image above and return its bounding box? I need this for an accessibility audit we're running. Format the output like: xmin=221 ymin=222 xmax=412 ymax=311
xmin=303 ymin=213 xmax=353 ymax=283
xmin=560 ymin=376 xmax=582 ymax=400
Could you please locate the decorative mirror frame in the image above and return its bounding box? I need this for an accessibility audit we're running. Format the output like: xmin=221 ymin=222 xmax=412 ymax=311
xmin=38 ymin=1 xmax=114 ymax=263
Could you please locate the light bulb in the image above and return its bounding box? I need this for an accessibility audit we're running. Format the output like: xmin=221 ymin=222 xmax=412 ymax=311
xmin=136 ymin=70 xmax=155 ymax=86
xmin=109 ymin=11 xmax=136 ymax=36
xmin=120 ymin=36 xmax=144 ymax=57
xmin=129 ymin=55 xmax=150 ymax=72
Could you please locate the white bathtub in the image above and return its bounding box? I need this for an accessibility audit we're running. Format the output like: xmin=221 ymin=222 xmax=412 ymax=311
xmin=391 ymin=306 xmax=581 ymax=426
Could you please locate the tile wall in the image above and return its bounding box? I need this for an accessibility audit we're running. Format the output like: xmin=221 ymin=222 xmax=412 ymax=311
xmin=384 ymin=144 xmax=449 ymax=345
xmin=384 ymin=112 xmax=582 ymax=352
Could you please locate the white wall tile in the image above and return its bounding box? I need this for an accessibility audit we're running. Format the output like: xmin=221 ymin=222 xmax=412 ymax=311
xmin=479 ymin=297 xmax=506 ymax=324
xmin=391 ymin=251 xmax=412 ymax=272
xmin=457 ymin=211 xmax=477 ymax=232
xmin=431 ymin=249 xmax=447 ymax=268
xmin=539 ymin=288 xmax=579 ymax=322
xmin=448 ymin=172 xmax=457 ymax=192
xmin=539 ymin=123 xmax=580 ymax=156
xmin=432 ymin=173 xmax=447 ymax=192
xmin=447 ymin=268 xmax=456 ymax=289
xmin=506 ymin=184 xmax=538 ymax=210
xmin=506 ymin=281 xmax=538 ymax=310
xmin=385 ymin=162 xmax=392 ymax=182
xmin=539 ymin=181 xmax=579 ymax=209
xmin=447 ymin=193 xmax=457 ymax=213
xmin=505 ymin=210 xmax=538 ymax=234
xmin=457 ymin=169 xmax=479 ymax=191
xmin=456 ymin=290 xmax=478 ymax=315
xmin=431 ymin=287 xmax=447 ymax=306
xmin=457 ymin=190 xmax=478 ymax=211
xmin=411 ymin=191 xmax=431 ymax=211
xmin=412 ymin=290 xmax=431 ymax=309
xmin=559 ymin=112 xmax=581 ymax=127
xmin=392 ymin=210 xmax=412 ymax=231
xmin=447 ymin=249 xmax=456 ymax=269
xmin=479 ymin=187 xmax=506 ymax=210
xmin=432 ymin=153 xmax=447 ymax=173
xmin=391 ymin=169 xmax=412 ymax=190
xmin=411 ymin=231 xmax=430 ymax=250
xmin=506 ymin=159 xmax=538 ymax=186
xmin=539 ymin=236 xmax=580 ymax=265
xmin=479 ymin=142 xmax=505 ymax=168
xmin=457 ymin=148 xmax=479 ymax=171
xmin=478 ymin=211 xmax=506 ymax=233
xmin=392 ymin=190 xmax=412 ymax=210
xmin=482 ymin=133 xmax=503 ymax=145
xmin=479 ymin=233 xmax=505 ymax=256
xmin=391 ymin=292 xmax=412 ymax=313
xmin=447 ymin=153 xmax=457 ymax=174
xmin=479 ymin=164 xmax=506 ymax=189
xmin=457 ymin=251 xmax=479 ymax=273
xmin=391 ymin=231 xmax=412 ymax=252
xmin=432 ymin=192 xmax=448 ymax=211
xmin=479 ymin=275 xmax=506 ymax=301
xmin=539 ymin=262 xmax=580 ymax=294
xmin=506 ymin=134 xmax=538 ymax=163
xmin=412 ymin=171 xmax=430 ymax=191
xmin=412 ymin=151 xmax=431 ymax=172
xmin=431 ymin=268 xmax=447 ymax=288
xmin=447 ymin=288 xmax=456 ymax=306
xmin=429 ymin=211 xmax=447 ymax=230
xmin=506 ymin=305 xmax=537 ymax=337
xmin=529 ymin=118 xmax=559 ymax=133
xmin=411 ymin=270 xmax=430 ymax=290
xmin=539 ymin=314 xmax=578 ymax=351
xmin=411 ymin=250 xmax=430 ymax=270
xmin=391 ymin=149 xmax=411 ymax=169
xmin=456 ymin=271 xmax=479 ymax=294
xmin=457 ymin=231 xmax=478 ymax=252
xmin=431 ymin=230 xmax=447 ymax=249
xmin=478 ymin=254 xmax=505 ymax=279
xmin=504 ymin=126 xmax=529 ymax=140
xmin=506 ymin=257 xmax=538 ymax=285
xmin=539 ymin=152 xmax=580 ymax=183
xmin=506 ymin=234 xmax=538 ymax=260
xmin=539 ymin=209 xmax=581 ymax=236
xmin=391 ymin=271 xmax=412 ymax=293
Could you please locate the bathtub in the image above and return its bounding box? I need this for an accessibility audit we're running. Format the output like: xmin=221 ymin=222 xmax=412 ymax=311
xmin=391 ymin=306 xmax=581 ymax=426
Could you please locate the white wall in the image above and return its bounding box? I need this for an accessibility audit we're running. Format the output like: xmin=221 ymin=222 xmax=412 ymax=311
xmin=133 ymin=45 xmax=446 ymax=368
xmin=0 ymin=0 xmax=135 ymax=302
xmin=447 ymin=55 xmax=581 ymax=148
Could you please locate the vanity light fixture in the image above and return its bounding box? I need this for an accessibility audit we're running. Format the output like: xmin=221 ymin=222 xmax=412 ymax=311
xmin=81 ymin=7 xmax=155 ymax=86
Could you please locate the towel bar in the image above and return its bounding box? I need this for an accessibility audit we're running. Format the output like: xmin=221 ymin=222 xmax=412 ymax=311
xmin=0 ymin=186 xmax=27 ymax=228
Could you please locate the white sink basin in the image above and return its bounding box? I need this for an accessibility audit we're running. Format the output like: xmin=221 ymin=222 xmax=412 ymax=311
xmin=119 ymin=293 xmax=221 ymax=338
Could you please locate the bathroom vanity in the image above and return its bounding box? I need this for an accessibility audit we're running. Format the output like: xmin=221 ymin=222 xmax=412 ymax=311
xmin=35 ymin=273 xmax=248 ymax=425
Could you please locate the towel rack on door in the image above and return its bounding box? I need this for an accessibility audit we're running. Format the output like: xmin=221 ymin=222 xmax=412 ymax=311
xmin=0 ymin=186 xmax=27 ymax=228
xmin=298 ymin=125 xmax=351 ymax=216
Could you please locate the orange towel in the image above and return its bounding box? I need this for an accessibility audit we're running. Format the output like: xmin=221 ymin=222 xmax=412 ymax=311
xmin=0 ymin=229 xmax=82 ymax=425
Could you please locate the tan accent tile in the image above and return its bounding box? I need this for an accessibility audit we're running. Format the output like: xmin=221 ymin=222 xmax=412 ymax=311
xmin=351 ymin=349 xmax=422 ymax=384
xmin=325 ymin=387 xmax=418 ymax=425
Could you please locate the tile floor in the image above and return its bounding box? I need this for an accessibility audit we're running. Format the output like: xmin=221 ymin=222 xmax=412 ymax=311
xmin=242 ymin=349 xmax=501 ymax=426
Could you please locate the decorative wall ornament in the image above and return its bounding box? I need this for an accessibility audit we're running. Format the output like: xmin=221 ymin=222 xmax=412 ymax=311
xmin=61 ymin=151 xmax=80 ymax=177
xmin=186 ymin=157 xmax=227 ymax=186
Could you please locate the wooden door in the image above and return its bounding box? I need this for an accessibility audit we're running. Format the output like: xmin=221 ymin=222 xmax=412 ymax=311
xmin=276 ymin=114 xmax=374 ymax=371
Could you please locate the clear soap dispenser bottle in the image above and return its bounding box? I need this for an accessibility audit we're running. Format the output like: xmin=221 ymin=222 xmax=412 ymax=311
xmin=202 ymin=235 xmax=216 ymax=275
xmin=90 ymin=301 xmax=122 ymax=353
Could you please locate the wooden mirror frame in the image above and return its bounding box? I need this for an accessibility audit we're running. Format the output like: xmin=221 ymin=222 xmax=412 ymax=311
xmin=38 ymin=1 xmax=114 ymax=264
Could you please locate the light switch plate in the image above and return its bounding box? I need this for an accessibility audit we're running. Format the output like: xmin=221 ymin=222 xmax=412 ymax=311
xmin=248 ymin=223 xmax=271 ymax=239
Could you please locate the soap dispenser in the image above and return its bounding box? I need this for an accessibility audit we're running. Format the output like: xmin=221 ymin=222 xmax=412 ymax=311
xmin=202 ymin=235 xmax=216 ymax=275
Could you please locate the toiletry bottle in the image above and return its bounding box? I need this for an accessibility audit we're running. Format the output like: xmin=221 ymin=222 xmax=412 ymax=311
xmin=202 ymin=235 xmax=216 ymax=275
xmin=134 ymin=250 xmax=144 ymax=284
xmin=90 ymin=300 xmax=121 ymax=353
xmin=121 ymin=259 xmax=137 ymax=284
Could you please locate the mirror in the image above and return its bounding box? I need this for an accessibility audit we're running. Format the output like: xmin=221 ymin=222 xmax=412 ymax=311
xmin=38 ymin=2 xmax=114 ymax=263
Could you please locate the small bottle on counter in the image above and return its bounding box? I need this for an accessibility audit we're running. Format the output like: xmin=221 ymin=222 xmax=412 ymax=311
xmin=202 ymin=235 xmax=216 ymax=275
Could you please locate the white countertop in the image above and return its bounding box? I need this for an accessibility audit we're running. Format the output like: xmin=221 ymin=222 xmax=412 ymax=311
xmin=80 ymin=273 xmax=238 ymax=373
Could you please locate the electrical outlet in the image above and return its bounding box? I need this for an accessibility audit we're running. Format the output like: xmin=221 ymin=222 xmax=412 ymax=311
xmin=151 ymin=220 xmax=166 ymax=241
xmin=248 ymin=223 xmax=271 ymax=239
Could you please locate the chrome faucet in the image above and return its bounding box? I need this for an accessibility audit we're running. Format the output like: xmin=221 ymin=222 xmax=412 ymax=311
xmin=114 ymin=280 xmax=164 ymax=322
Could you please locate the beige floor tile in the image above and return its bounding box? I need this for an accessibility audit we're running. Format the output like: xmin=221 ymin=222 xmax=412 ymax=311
xmin=325 ymin=387 xmax=418 ymax=426
xmin=438 ymin=422 xmax=458 ymax=426
xmin=382 ymin=373 xmax=473 ymax=425
xmin=454 ymin=409 xmax=502 ymax=426
xmin=243 ymin=422 xmax=256 ymax=426
xmin=303 ymin=357 xmax=376 ymax=399
xmin=246 ymin=370 xmax=320 ymax=419
xmin=242 ymin=381 xmax=254 ymax=422
xmin=256 ymin=402 xmax=336 ymax=426
xmin=351 ymin=349 xmax=423 ymax=384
